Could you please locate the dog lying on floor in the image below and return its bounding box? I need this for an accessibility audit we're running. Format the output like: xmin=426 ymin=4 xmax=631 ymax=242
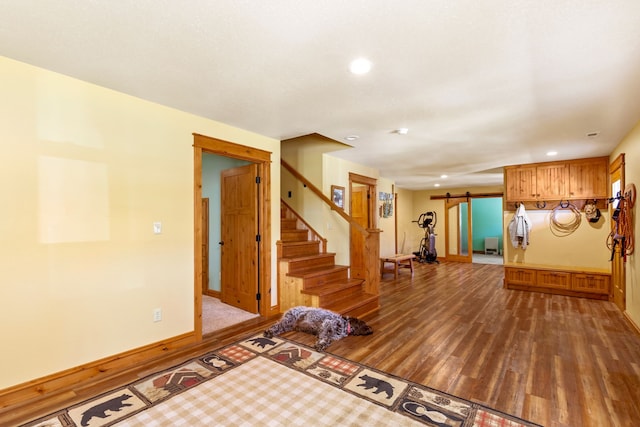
xmin=264 ymin=306 xmax=373 ymax=351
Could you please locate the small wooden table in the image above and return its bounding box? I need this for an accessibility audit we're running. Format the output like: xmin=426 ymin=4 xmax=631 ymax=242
xmin=380 ymin=254 xmax=416 ymax=279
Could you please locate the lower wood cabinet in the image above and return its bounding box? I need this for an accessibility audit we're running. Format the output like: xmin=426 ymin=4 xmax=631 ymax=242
xmin=571 ymin=273 xmax=609 ymax=294
xmin=504 ymin=264 xmax=610 ymax=300
xmin=536 ymin=270 xmax=571 ymax=290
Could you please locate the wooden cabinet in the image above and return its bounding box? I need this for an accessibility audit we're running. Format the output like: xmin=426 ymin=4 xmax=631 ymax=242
xmin=504 ymin=156 xmax=608 ymax=206
xmin=536 ymin=270 xmax=571 ymax=290
xmin=504 ymin=264 xmax=610 ymax=300
xmin=536 ymin=163 xmax=569 ymax=200
xmin=505 ymin=166 xmax=537 ymax=201
xmin=568 ymin=157 xmax=608 ymax=199
xmin=571 ymin=273 xmax=609 ymax=294
xmin=504 ymin=267 xmax=536 ymax=286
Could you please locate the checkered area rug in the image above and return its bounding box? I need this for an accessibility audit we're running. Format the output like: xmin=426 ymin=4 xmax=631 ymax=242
xmin=23 ymin=335 xmax=542 ymax=427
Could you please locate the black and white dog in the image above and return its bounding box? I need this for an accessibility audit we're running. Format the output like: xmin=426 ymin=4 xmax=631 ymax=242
xmin=264 ymin=306 xmax=373 ymax=351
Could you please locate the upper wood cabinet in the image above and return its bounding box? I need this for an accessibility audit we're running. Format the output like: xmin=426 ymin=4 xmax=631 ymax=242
xmin=504 ymin=156 xmax=608 ymax=205
xmin=505 ymin=165 xmax=537 ymax=201
xmin=536 ymin=163 xmax=569 ymax=199
xmin=568 ymin=157 xmax=608 ymax=199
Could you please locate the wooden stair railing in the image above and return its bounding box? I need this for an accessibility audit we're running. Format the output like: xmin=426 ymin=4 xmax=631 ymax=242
xmin=280 ymin=159 xmax=380 ymax=295
xmin=281 ymin=159 xmax=368 ymax=236
xmin=279 ymin=199 xmax=327 ymax=256
xmin=278 ymin=201 xmax=379 ymax=318
xmin=280 ymin=159 xmax=380 ymax=308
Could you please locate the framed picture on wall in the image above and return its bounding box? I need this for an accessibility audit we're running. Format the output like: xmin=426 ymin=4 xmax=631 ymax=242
xmin=331 ymin=185 xmax=345 ymax=209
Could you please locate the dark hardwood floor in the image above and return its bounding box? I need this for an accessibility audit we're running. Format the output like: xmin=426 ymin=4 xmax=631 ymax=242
xmin=4 ymin=261 xmax=640 ymax=426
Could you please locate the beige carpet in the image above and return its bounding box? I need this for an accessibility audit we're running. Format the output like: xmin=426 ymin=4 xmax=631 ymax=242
xmin=202 ymin=295 xmax=259 ymax=334
xmin=25 ymin=335 xmax=542 ymax=427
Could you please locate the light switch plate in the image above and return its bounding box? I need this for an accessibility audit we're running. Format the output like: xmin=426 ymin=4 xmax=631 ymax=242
xmin=153 ymin=222 xmax=162 ymax=234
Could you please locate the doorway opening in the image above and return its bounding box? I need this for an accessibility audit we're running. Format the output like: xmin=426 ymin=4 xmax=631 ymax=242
xmin=193 ymin=134 xmax=272 ymax=340
xmin=443 ymin=195 xmax=503 ymax=264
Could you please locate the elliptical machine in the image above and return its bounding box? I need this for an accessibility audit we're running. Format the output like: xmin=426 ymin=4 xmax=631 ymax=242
xmin=413 ymin=211 xmax=439 ymax=264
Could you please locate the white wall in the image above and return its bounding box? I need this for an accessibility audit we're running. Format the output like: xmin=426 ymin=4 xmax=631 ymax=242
xmin=0 ymin=56 xmax=280 ymax=389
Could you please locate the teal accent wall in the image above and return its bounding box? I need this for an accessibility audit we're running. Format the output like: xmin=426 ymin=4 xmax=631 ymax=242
xmin=471 ymin=198 xmax=503 ymax=253
xmin=202 ymin=154 xmax=251 ymax=292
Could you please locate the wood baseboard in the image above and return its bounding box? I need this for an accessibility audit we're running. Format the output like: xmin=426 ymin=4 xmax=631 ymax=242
xmin=623 ymin=311 xmax=640 ymax=336
xmin=0 ymin=332 xmax=196 ymax=409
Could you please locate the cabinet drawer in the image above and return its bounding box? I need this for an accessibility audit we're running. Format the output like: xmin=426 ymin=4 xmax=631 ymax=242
xmin=536 ymin=271 xmax=571 ymax=290
xmin=571 ymin=273 xmax=609 ymax=294
xmin=505 ymin=267 xmax=536 ymax=285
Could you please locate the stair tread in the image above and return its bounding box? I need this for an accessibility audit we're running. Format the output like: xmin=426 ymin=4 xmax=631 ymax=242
xmin=301 ymin=278 xmax=365 ymax=296
xmin=280 ymin=240 xmax=320 ymax=247
xmin=282 ymin=252 xmax=336 ymax=262
xmin=286 ymin=264 xmax=348 ymax=279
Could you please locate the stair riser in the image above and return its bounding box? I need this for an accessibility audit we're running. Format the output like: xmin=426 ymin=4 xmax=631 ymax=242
xmin=302 ymin=270 xmax=349 ymax=289
xmin=281 ymin=243 xmax=320 ymax=258
xmin=281 ymin=218 xmax=298 ymax=230
xmin=343 ymin=299 xmax=380 ymax=318
xmin=288 ymin=255 xmax=336 ymax=273
xmin=281 ymin=230 xmax=309 ymax=241
xmin=316 ymin=286 xmax=364 ymax=305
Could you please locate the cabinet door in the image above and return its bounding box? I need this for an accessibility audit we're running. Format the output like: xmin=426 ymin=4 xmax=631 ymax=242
xmin=568 ymin=158 xmax=608 ymax=199
xmin=536 ymin=163 xmax=568 ymax=199
xmin=571 ymin=273 xmax=609 ymax=294
xmin=505 ymin=267 xmax=536 ymax=285
xmin=505 ymin=166 xmax=537 ymax=202
xmin=536 ymin=270 xmax=571 ymax=290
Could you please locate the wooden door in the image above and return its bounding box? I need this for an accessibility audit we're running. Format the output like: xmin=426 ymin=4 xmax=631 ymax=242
xmin=445 ymin=197 xmax=472 ymax=263
xmin=610 ymin=154 xmax=625 ymax=310
xmin=221 ymin=164 xmax=259 ymax=313
xmin=350 ymin=184 xmax=369 ymax=280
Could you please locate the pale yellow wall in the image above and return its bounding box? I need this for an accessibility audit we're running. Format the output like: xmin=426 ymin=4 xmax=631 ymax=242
xmin=0 ymin=56 xmax=281 ymax=389
xmin=610 ymin=119 xmax=640 ymax=328
xmin=396 ymin=188 xmax=415 ymax=255
xmin=376 ymin=177 xmax=396 ymax=258
xmin=503 ymin=209 xmax=610 ymax=269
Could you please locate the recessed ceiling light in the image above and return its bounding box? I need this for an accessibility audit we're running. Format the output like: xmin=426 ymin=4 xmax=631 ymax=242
xmin=396 ymin=128 xmax=409 ymax=135
xmin=434 ymin=183 xmax=441 ymax=187
xmin=546 ymin=151 xmax=558 ymax=156
xmin=349 ymin=58 xmax=372 ymax=75
xmin=345 ymin=135 xmax=359 ymax=141
xmin=440 ymin=174 xmax=448 ymax=179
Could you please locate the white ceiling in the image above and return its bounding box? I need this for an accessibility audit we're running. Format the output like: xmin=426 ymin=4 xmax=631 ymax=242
xmin=1 ymin=1 xmax=639 ymax=190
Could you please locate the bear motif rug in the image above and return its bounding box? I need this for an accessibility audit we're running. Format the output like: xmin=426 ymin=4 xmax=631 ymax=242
xmin=23 ymin=334 xmax=542 ymax=426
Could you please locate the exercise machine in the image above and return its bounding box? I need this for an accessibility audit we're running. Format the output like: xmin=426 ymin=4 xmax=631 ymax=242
xmin=412 ymin=211 xmax=439 ymax=263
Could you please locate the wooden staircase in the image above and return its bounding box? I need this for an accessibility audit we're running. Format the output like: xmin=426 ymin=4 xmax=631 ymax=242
xmin=278 ymin=208 xmax=379 ymax=318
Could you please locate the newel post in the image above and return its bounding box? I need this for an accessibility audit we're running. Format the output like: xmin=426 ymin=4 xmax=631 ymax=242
xmin=350 ymin=228 xmax=381 ymax=296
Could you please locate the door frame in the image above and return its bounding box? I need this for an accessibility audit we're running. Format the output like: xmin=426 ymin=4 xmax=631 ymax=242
xmin=193 ymin=133 xmax=272 ymax=340
xmin=444 ymin=196 xmax=472 ymax=263
xmin=349 ymin=172 xmax=377 ymax=228
xmin=610 ymin=153 xmax=625 ymax=311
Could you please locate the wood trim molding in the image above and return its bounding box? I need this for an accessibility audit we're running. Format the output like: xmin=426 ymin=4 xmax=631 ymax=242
xmin=0 ymin=332 xmax=196 ymax=409
xmin=194 ymin=134 xmax=272 ymax=318
xmin=623 ymin=311 xmax=640 ymax=337
xmin=193 ymin=133 xmax=271 ymax=162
